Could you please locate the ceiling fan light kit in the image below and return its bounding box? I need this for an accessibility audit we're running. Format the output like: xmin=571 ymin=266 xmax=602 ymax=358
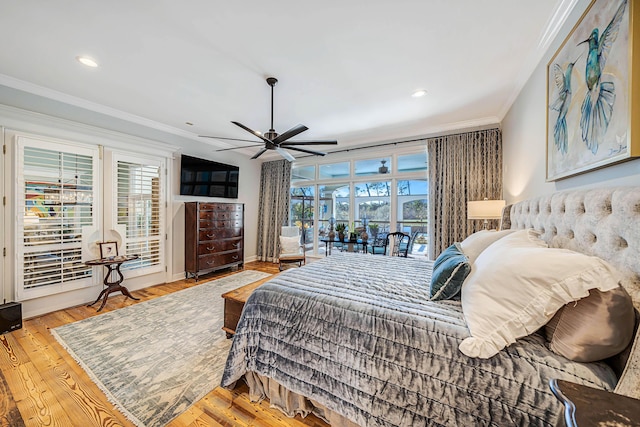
xmin=200 ymin=77 xmax=338 ymax=161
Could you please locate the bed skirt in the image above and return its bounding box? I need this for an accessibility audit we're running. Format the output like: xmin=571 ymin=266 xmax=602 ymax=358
xmin=243 ymin=371 xmax=360 ymax=427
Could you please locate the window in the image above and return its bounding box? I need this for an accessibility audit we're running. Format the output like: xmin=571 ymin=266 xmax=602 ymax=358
xmin=17 ymin=137 xmax=99 ymax=299
xmin=115 ymin=158 xmax=164 ymax=273
xmin=289 ymin=149 xmax=428 ymax=256
xmin=319 ymin=162 xmax=350 ymax=179
xmin=290 ymin=186 xmax=315 ymax=252
xmin=291 ymin=165 xmax=315 ymax=182
xmin=397 ymin=179 xmax=429 ymax=255
xmin=355 ymin=181 xmax=391 ymax=232
xmin=397 ymin=152 xmax=428 ymax=173
xmin=355 ymin=157 xmax=391 ymax=176
xmin=318 ymin=184 xmax=349 ymax=238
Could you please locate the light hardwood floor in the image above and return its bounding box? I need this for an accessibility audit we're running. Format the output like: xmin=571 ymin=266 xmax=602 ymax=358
xmin=0 ymin=261 xmax=329 ymax=427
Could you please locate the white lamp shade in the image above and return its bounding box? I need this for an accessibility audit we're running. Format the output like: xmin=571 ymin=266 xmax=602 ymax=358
xmin=467 ymin=199 xmax=506 ymax=219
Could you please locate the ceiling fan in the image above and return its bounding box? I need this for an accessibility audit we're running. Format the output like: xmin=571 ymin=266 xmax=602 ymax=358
xmin=200 ymin=77 xmax=338 ymax=162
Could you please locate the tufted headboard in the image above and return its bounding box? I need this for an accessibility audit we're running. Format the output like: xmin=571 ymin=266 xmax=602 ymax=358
xmin=502 ymin=187 xmax=640 ymax=398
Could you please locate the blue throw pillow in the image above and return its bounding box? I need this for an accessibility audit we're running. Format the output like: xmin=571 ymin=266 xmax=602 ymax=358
xmin=430 ymin=243 xmax=471 ymax=301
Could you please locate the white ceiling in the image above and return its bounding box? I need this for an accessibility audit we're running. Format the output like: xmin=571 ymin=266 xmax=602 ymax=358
xmin=0 ymin=1 xmax=576 ymax=160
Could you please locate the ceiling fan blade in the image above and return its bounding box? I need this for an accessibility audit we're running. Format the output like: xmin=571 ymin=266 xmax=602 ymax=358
xmin=215 ymin=143 xmax=264 ymax=152
xmin=280 ymin=140 xmax=338 ymax=146
xmin=251 ymin=148 xmax=269 ymax=159
xmin=272 ymin=124 xmax=308 ymax=144
xmin=275 ymin=147 xmax=296 ymax=162
xmin=285 ymin=146 xmax=327 ymax=156
xmin=199 ymin=135 xmax=262 ymax=143
xmin=231 ymin=121 xmax=273 ymax=144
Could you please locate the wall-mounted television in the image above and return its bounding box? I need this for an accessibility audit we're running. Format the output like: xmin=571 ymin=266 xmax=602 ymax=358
xmin=180 ymin=155 xmax=239 ymax=199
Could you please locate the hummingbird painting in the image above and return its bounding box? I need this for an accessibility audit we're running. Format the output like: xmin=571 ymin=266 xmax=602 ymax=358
xmin=578 ymin=0 xmax=627 ymax=154
xmin=549 ymin=60 xmax=578 ymax=154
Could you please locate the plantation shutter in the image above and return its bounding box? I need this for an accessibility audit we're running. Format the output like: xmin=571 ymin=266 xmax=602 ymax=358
xmin=17 ymin=137 xmax=99 ymax=300
xmin=115 ymin=156 xmax=165 ymax=274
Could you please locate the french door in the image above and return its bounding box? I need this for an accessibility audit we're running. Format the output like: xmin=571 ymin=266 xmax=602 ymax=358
xmin=16 ymin=135 xmax=167 ymax=300
xmin=17 ymin=136 xmax=100 ymax=300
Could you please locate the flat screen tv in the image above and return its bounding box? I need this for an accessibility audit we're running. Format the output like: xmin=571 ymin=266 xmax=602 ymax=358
xmin=180 ymin=155 xmax=239 ymax=199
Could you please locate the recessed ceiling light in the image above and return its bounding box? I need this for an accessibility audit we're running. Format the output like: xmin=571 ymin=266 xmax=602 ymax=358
xmin=412 ymin=89 xmax=427 ymax=98
xmin=76 ymin=56 xmax=98 ymax=68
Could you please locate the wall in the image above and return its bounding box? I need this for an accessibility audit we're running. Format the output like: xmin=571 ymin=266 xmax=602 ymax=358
xmin=503 ymin=0 xmax=640 ymax=203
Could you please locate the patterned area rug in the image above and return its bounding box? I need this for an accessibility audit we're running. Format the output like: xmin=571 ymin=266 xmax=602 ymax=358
xmin=51 ymin=270 xmax=272 ymax=427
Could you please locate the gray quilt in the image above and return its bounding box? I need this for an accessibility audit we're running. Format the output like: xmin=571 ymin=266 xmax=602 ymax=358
xmin=221 ymin=252 xmax=617 ymax=426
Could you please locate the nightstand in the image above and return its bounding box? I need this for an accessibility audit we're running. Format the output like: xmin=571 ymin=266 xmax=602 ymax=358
xmin=550 ymin=378 xmax=640 ymax=426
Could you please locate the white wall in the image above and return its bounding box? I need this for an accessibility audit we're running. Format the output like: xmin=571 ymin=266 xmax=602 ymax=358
xmin=503 ymin=0 xmax=640 ymax=203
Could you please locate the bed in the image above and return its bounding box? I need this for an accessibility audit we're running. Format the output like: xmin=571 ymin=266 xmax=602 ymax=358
xmin=222 ymin=187 xmax=640 ymax=426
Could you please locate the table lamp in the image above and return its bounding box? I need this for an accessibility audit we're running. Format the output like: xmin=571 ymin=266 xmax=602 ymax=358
xmin=467 ymin=198 xmax=506 ymax=230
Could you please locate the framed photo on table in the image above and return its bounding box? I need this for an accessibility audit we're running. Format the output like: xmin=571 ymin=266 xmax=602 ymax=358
xmin=546 ymin=0 xmax=640 ymax=181
xmin=99 ymin=241 xmax=118 ymax=259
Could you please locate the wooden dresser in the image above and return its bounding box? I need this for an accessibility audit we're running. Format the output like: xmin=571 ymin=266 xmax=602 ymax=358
xmin=185 ymin=201 xmax=244 ymax=280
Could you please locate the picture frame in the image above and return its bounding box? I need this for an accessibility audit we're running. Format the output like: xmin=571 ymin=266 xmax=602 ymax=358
xmin=99 ymin=241 xmax=118 ymax=259
xmin=546 ymin=0 xmax=640 ymax=181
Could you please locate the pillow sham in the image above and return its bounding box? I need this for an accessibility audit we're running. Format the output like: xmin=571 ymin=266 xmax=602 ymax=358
xmin=459 ymin=229 xmax=517 ymax=263
xmin=430 ymin=243 xmax=471 ymax=301
xmin=459 ymin=229 xmax=622 ymax=359
xmin=545 ymin=286 xmax=635 ymax=362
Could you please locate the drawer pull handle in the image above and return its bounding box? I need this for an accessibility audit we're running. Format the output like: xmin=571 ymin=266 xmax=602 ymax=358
xmin=206 ymin=234 xmax=215 ymax=238
xmin=207 ymin=246 xmax=215 ymax=251
xmin=233 ymin=242 xmax=240 ymax=247
xmin=232 ymin=256 xmax=239 ymax=260
xmin=207 ymin=260 xmax=215 ymax=265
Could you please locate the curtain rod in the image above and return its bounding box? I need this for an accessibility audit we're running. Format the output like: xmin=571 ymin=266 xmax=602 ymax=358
xmin=298 ymin=125 xmax=500 ymax=158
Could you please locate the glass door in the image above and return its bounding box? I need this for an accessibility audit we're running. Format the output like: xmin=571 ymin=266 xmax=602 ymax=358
xmin=104 ymin=152 xmax=166 ymax=284
xmin=16 ymin=136 xmax=100 ymax=300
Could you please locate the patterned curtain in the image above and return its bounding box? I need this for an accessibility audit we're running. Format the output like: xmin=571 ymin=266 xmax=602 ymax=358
xmin=427 ymin=128 xmax=502 ymax=259
xmin=257 ymin=159 xmax=292 ymax=262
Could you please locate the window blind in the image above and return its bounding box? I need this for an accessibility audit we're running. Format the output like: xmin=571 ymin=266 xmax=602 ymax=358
xmin=21 ymin=146 xmax=95 ymax=292
xmin=116 ymin=161 xmax=163 ymax=271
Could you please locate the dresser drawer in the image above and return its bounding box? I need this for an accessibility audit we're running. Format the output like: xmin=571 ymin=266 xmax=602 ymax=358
xmin=199 ymin=219 xmax=243 ymax=229
xmin=199 ymin=210 xmax=243 ymax=221
xmin=199 ymin=221 xmax=242 ymax=236
xmin=199 ymin=203 xmax=242 ymax=212
xmin=198 ymin=251 xmax=242 ymax=270
xmin=198 ymin=227 xmax=243 ymax=241
xmin=197 ymin=239 xmax=242 ymax=255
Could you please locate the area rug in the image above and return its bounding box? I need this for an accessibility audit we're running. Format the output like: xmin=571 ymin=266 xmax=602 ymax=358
xmin=51 ymin=270 xmax=272 ymax=427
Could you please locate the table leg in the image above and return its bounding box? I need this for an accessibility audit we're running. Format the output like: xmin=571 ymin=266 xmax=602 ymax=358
xmin=89 ymin=263 xmax=140 ymax=312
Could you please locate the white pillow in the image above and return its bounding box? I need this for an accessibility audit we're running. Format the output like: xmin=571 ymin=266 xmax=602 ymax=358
xmin=279 ymin=235 xmax=301 ymax=254
xmin=459 ymin=229 xmax=517 ymax=263
xmin=459 ymin=229 xmax=622 ymax=359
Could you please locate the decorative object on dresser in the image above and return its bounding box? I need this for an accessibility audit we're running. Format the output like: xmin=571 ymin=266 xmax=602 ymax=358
xmin=185 ymin=202 xmax=244 ymax=280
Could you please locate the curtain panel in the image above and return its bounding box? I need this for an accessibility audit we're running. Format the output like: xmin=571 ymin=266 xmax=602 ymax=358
xmin=427 ymin=128 xmax=502 ymax=259
xmin=257 ymin=159 xmax=292 ymax=262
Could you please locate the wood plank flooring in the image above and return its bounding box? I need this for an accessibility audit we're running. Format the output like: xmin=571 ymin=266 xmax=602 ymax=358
xmin=0 ymin=261 xmax=330 ymax=427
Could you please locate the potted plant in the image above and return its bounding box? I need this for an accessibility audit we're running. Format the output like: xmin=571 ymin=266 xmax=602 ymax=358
xmin=335 ymin=223 xmax=346 ymax=241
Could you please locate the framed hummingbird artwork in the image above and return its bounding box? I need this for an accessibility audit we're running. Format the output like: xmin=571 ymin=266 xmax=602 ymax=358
xmin=546 ymin=0 xmax=640 ymax=181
